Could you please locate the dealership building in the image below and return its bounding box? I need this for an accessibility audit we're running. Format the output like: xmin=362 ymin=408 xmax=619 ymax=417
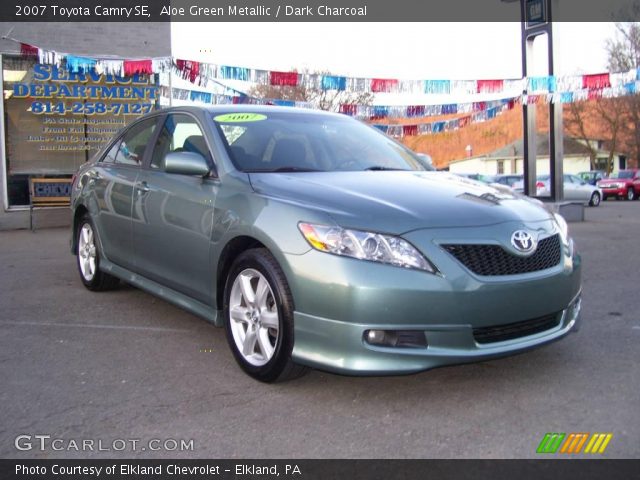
xmin=0 ymin=22 xmax=171 ymax=229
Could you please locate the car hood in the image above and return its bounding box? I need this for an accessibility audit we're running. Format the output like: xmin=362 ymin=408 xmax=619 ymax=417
xmin=249 ymin=171 xmax=554 ymax=233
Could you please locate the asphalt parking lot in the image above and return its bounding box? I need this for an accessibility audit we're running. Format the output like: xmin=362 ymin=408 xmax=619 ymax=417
xmin=0 ymin=201 xmax=638 ymax=459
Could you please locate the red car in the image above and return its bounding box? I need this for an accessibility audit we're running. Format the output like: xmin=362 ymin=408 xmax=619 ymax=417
xmin=597 ymin=169 xmax=640 ymax=201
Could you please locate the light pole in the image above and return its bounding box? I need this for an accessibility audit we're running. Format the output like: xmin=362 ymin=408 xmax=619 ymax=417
xmin=502 ymin=0 xmax=564 ymax=201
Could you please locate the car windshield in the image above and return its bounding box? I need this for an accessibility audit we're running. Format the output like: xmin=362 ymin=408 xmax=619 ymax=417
xmin=609 ymin=171 xmax=633 ymax=179
xmin=212 ymin=111 xmax=432 ymax=173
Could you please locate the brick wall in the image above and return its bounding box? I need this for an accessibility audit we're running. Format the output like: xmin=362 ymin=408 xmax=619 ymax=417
xmin=0 ymin=22 xmax=170 ymax=57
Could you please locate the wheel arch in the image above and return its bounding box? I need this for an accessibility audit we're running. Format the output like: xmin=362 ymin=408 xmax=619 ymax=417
xmin=215 ymin=235 xmax=268 ymax=311
xmin=71 ymin=204 xmax=90 ymax=253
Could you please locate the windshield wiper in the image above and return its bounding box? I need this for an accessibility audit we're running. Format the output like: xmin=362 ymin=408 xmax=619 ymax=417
xmin=271 ymin=167 xmax=323 ymax=173
xmin=244 ymin=167 xmax=323 ymax=173
xmin=364 ymin=166 xmax=408 ymax=171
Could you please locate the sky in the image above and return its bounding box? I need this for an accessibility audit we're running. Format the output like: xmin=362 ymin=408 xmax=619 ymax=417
xmin=170 ymin=22 xmax=619 ymax=103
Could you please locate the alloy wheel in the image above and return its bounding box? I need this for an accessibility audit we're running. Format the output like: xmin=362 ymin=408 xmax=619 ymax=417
xmin=78 ymin=223 xmax=97 ymax=281
xmin=228 ymin=268 xmax=280 ymax=366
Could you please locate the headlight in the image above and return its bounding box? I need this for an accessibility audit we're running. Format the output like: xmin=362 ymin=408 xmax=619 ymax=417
xmin=553 ymin=213 xmax=575 ymax=257
xmin=298 ymin=223 xmax=436 ymax=273
xmin=553 ymin=213 xmax=568 ymax=239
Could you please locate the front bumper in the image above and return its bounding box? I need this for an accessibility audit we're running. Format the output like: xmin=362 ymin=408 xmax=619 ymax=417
xmin=283 ymin=222 xmax=582 ymax=375
xmin=291 ymin=292 xmax=580 ymax=375
xmin=600 ymin=187 xmax=625 ymax=197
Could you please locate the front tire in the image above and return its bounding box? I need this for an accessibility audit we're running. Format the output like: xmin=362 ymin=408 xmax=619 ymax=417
xmin=589 ymin=191 xmax=601 ymax=207
xmin=223 ymin=248 xmax=308 ymax=382
xmin=76 ymin=214 xmax=119 ymax=291
xmin=626 ymin=187 xmax=635 ymax=201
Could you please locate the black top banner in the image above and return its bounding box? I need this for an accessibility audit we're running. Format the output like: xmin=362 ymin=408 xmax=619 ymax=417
xmin=1 ymin=0 xmax=640 ymax=22
xmin=2 ymin=459 xmax=640 ymax=480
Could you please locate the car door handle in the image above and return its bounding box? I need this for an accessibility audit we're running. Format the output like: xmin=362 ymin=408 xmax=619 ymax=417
xmin=136 ymin=181 xmax=150 ymax=194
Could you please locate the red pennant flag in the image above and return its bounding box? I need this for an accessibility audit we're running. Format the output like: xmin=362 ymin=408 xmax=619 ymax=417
xmin=20 ymin=43 xmax=38 ymax=57
xmin=123 ymin=60 xmax=153 ymax=76
xmin=582 ymin=73 xmax=610 ymax=89
xmin=339 ymin=104 xmax=357 ymax=116
xmin=371 ymin=79 xmax=399 ymax=93
xmin=477 ymin=79 xmax=504 ymax=93
xmin=269 ymin=71 xmax=299 ymax=86
xmin=403 ymin=125 xmax=418 ymax=136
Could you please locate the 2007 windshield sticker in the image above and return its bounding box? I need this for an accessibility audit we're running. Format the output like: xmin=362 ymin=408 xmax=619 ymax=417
xmin=214 ymin=113 xmax=267 ymax=123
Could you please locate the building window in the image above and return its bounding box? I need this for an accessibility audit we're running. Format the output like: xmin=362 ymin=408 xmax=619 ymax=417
xmin=497 ymin=160 xmax=505 ymax=174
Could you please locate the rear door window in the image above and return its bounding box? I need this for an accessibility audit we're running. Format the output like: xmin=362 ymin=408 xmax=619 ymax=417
xmin=114 ymin=118 xmax=158 ymax=166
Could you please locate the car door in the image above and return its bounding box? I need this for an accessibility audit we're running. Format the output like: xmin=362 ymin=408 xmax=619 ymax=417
xmin=568 ymin=174 xmax=593 ymax=202
xmin=633 ymin=171 xmax=640 ymax=195
xmin=132 ymin=112 xmax=218 ymax=304
xmin=89 ymin=117 xmax=158 ymax=270
xmin=562 ymin=174 xmax=580 ymax=200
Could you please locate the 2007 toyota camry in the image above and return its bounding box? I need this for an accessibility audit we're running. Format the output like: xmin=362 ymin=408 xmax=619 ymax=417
xmin=70 ymin=106 xmax=581 ymax=382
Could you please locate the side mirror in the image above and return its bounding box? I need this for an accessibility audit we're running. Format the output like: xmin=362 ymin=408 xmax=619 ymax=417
xmin=164 ymin=151 xmax=210 ymax=177
xmin=416 ymin=153 xmax=434 ymax=169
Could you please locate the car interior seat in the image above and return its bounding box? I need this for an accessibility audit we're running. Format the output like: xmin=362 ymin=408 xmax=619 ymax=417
xmin=270 ymin=138 xmax=307 ymax=170
xmin=182 ymin=135 xmax=210 ymax=161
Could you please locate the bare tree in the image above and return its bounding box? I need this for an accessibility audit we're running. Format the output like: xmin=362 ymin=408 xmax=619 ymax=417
xmin=248 ymin=70 xmax=373 ymax=112
xmin=595 ymin=97 xmax=628 ymax=174
xmin=565 ymin=101 xmax=599 ymax=170
xmin=605 ymin=22 xmax=640 ymax=166
xmin=606 ymin=22 xmax=640 ymax=71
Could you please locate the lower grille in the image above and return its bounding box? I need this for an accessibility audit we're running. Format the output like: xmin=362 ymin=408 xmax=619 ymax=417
xmin=442 ymin=234 xmax=561 ymax=276
xmin=473 ymin=313 xmax=561 ymax=344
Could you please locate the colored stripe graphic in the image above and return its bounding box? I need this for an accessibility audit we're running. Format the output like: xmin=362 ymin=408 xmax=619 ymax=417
xmin=584 ymin=433 xmax=613 ymax=454
xmin=537 ymin=433 xmax=566 ymax=453
xmin=559 ymin=433 xmax=589 ymax=454
xmin=538 ymin=433 xmax=613 ymax=454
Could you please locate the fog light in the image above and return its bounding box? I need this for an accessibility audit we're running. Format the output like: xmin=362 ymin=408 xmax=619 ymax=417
xmin=366 ymin=330 xmax=387 ymax=345
xmin=364 ymin=330 xmax=427 ymax=348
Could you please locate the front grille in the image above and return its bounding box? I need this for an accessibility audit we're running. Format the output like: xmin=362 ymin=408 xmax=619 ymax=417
xmin=473 ymin=313 xmax=561 ymax=344
xmin=442 ymin=234 xmax=561 ymax=276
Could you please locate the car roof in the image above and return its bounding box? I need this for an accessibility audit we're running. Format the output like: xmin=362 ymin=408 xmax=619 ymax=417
xmin=157 ymin=104 xmax=344 ymax=120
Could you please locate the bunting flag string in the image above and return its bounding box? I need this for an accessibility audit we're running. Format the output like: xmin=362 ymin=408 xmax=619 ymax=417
xmin=7 ymin=37 xmax=640 ymax=138
xmin=10 ymin=37 xmax=640 ymax=104
xmin=162 ymin=85 xmax=517 ymax=138
xmin=371 ymin=98 xmax=519 ymax=138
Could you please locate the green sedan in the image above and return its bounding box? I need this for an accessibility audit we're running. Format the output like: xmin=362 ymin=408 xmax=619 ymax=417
xmin=70 ymin=106 xmax=582 ymax=382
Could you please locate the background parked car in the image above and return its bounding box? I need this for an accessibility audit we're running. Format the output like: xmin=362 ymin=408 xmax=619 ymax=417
xmin=491 ymin=174 xmax=524 ymax=188
xmin=578 ymin=170 xmax=607 ymax=186
xmin=453 ymin=173 xmax=495 ymax=184
xmin=597 ymin=169 xmax=640 ymax=201
xmin=513 ymin=174 xmax=602 ymax=206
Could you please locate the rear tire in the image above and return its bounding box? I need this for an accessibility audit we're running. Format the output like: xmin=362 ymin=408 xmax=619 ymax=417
xmin=76 ymin=214 xmax=120 ymax=291
xmin=223 ymin=248 xmax=308 ymax=383
xmin=589 ymin=192 xmax=601 ymax=207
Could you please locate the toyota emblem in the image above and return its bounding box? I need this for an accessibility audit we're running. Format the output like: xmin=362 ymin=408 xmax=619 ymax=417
xmin=511 ymin=230 xmax=537 ymax=254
